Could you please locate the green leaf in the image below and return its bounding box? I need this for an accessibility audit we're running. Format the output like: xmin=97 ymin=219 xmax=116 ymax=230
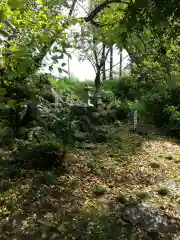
xmin=11 ymin=46 xmax=17 ymax=52
xmin=0 ymin=29 xmax=10 ymax=37
xmin=0 ymin=88 xmax=6 ymax=97
xmin=56 ymin=15 xmax=64 ymax=20
xmin=37 ymin=0 xmax=45 ymax=5
xmin=5 ymin=20 xmax=15 ymax=29
xmin=7 ymin=99 xmax=17 ymax=108
xmin=58 ymin=25 xmax=63 ymax=31
xmin=61 ymin=62 xmax=66 ymax=67
xmin=0 ymin=10 xmax=5 ymax=21
xmin=8 ymin=0 xmax=22 ymax=8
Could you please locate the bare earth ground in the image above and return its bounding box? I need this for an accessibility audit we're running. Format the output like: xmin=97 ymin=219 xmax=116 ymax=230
xmin=0 ymin=126 xmax=179 ymax=239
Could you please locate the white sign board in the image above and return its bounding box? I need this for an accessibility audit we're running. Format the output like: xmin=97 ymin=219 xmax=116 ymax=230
xmin=134 ymin=110 xmax=138 ymax=130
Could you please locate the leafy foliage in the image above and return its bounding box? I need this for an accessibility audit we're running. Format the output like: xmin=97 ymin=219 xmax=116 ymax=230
xmin=113 ymin=76 xmax=138 ymax=101
xmin=16 ymin=140 xmax=66 ymax=170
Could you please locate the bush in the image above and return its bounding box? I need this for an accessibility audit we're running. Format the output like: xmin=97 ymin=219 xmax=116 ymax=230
xmin=100 ymin=90 xmax=115 ymax=104
xmin=113 ymin=76 xmax=138 ymax=101
xmin=140 ymin=86 xmax=180 ymax=138
xmin=149 ymin=161 xmax=161 ymax=169
xmin=108 ymin=101 xmax=130 ymax=121
xmin=41 ymin=91 xmax=56 ymax=103
xmin=157 ymin=186 xmax=170 ymax=196
xmin=136 ymin=191 xmax=150 ymax=200
xmin=17 ymin=141 xmax=67 ymax=170
xmin=93 ymin=186 xmax=106 ymax=196
xmin=49 ymin=105 xmax=79 ymax=146
xmin=87 ymin=160 xmax=97 ymax=171
xmin=39 ymin=171 xmax=57 ymax=185
xmin=116 ymin=192 xmax=128 ymax=204
xmin=50 ymin=77 xmax=89 ymax=101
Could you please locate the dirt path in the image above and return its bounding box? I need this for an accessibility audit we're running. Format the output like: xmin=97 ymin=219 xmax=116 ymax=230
xmin=0 ymin=129 xmax=179 ymax=239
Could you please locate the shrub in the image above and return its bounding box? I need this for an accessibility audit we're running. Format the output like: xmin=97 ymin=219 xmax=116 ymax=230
xmin=140 ymin=86 xmax=180 ymax=138
xmin=108 ymin=101 xmax=130 ymax=121
xmin=87 ymin=160 xmax=97 ymax=171
xmin=41 ymin=91 xmax=56 ymax=103
xmin=101 ymin=79 xmax=119 ymax=92
xmin=136 ymin=191 xmax=150 ymax=200
xmin=113 ymin=76 xmax=138 ymax=101
xmin=100 ymin=90 xmax=115 ymax=104
xmin=157 ymin=186 xmax=170 ymax=196
xmin=39 ymin=171 xmax=57 ymax=185
xmin=93 ymin=186 xmax=106 ymax=196
xmin=149 ymin=161 xmax=161 ymax=169
xmin=116 ymin=192 xmax=128 ymax=204
xmin=17 ymin=141 xmax=66 ymax=170
xmin=50 ymin=105 xmax=79 ymax=146
xmin=50 ymin=77 xmax=88 ymax=101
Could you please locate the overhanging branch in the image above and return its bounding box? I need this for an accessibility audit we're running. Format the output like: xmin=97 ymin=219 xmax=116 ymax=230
xmin=83 ymin=0 xmax=129 ymax=26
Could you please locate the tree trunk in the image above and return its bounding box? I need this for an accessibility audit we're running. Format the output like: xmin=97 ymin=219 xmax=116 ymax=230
xmin=119 ymin=47 xmax=122 ymax=76
xmin=95 ymin=68 xmax=101 ymax=91
xmin=109 ymin=45 xmax=113 ymax=80
xmin=102 ymin=63 xmax=106 ymax=81
xmin=94 ymin=68 xmax=101 ymax=108
xmin=102 ymin=43 xmax=106 ymax=81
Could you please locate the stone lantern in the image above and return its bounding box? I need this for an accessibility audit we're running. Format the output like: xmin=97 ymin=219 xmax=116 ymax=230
xmin=84 ymin=84 xmax=93 ymax=106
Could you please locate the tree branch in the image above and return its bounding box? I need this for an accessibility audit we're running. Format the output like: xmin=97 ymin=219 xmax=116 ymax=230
xmin=102 ymin=54 xmax=128 ymax=74
xmin=93 ymin=35 xmax=99 ymax=68
xmin=34 ymin=0 xmax=78 ymax=71
xmin=68 ymin=0 xmax=78 ymax=16
xmin=83 ymin=0 xmax=129 ymax=24
xmin=87 ymin=57 xmax=97 ymax=72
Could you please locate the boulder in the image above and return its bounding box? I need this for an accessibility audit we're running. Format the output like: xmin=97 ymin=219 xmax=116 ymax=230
xmin=121 ymin=203 xmax=180 ymax=234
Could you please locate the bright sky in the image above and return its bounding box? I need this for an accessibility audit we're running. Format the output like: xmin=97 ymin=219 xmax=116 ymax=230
xmin=42 ymin=1 xmax=130 ymax=81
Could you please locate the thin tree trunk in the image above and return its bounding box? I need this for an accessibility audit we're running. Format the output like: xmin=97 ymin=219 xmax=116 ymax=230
xmin=94 ymin=67 xmax=101 ymax=108
xmin=102 ymin=43 xmax=106 ymax=81
xmin=119 ymin=47 xmax=122 ymax=76
xmin=95 ymin=67 xmax=101 ymax=90
xmin=68 ymin=0 xmax=78 ymax=16
xmin=102 ymin=63 xmax=106 ymax=81
xmin=109 ymin=45 xmax=113 ymax=80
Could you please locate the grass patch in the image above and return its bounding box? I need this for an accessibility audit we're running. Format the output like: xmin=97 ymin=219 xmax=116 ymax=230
xmin=87 ymin=160 xmax=97 ymax=171
xmin=149 ymin=161 xmax=161 ymax=169
xmin=93 ymin=186 xmax=106 ymax=196
xmin=39 ymin=171 xmax=57 ymax=186
xmin=136 ymin=191 xmax=150 ymax=200
xmin=157 ymin=186 xmax=170 ymax=196
xmin=116 ymin=192 xmax=128 ymax=204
